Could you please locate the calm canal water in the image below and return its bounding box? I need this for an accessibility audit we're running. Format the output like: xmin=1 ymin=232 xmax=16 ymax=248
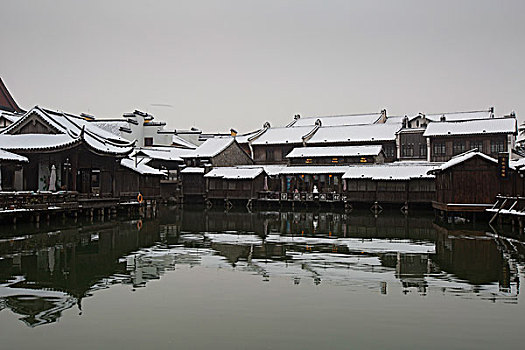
xmin=0 ymin=206 xmax=524 ymax=349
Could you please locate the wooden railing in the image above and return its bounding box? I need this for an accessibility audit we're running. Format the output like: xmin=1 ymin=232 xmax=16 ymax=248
xmin=258 ymin=191 xmax=346 ymax=202
xmin=0 ymin=191 xmax=79 ymax=211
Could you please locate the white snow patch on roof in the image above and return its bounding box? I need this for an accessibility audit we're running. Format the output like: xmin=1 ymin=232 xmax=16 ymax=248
xmin=1 ymin=107 xmax=134 ymax=155
xmin=132 ymin=147 xmax=195 ymax=162
xmin=172 ymin=135 xmax=198 ymax=149
xmin=0 ymin=134 xmax=78 ymax=150
xmin=204 ymin=167 xmax=265 ymax=179
xmin=423 ymin=118 xmax=517 ymax=137
xmin=121 ymin=158 xmax=166 ymax=176
xmin=181 ymin=167 xmax=205 ymax=174
xmin=343 ymin=162 xmax=441 ymax=180
xmin=431 ymin=151 xmax=498 ymax=173
xmin=290 ymin=113 xmax=381 ymax=127
xmin=286 ymin=145 xmax=383 ymax=158
xmin=0 ymin=149 xmax=28 ymax=162
xmin=235 ymin=129 xmax=263 ymax=143
xmin=251 ymin=126 xmax=317 ymax=145
xmin=182 ymin=137 xmax=235 ymax=158
xmin=307 ymin=123 xmax=401 ymax=144
xmin=420 ymin=110 xmax=493 ymax=122
xmin=90 ymin=120 xmax=129 ymax=137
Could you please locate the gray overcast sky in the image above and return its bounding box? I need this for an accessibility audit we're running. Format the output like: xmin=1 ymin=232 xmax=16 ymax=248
xmin=1 ymin=0 xmax=524 ymax=132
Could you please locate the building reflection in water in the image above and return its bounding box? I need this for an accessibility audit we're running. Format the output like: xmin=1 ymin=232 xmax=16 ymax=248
xmin=0 ymin=207 xmax=523 ymax=327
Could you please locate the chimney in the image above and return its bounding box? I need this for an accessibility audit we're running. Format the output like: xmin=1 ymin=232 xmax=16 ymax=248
xmin=440 ymin=114 xmax=446 ymax=122
xmin=402 ymin=115 xmax=409 ymax=128
xmin=380 ymin=109 xmax=387 ymax=123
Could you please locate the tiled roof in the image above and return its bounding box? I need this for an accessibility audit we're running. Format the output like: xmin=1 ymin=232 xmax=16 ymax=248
xmin=286 ymin=145 xmax=383 ymax=158
xmin=423 ymin=118 xmax=517 ymax=137
xmin=307 ymin=123 xmax=402 ymax=144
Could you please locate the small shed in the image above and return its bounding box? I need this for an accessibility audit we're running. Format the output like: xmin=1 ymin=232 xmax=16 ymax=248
xmin=118 ymin=158 xmax=164 ymax=200
xmin=204 ymin=167 xmax=266 ymax=201
xmin=429 ymin=151 xmax=517 ymax=212
xmin=181 ymin=167 xmax=206 ymax=203
xmin=181 ymin=137 xmax=253 ymax=167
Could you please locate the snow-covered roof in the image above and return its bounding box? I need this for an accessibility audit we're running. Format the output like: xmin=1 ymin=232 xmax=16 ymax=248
xmin=0 ymin=134 xmax=80 ymax=151
xmin=286 ymin=145 xmax=383 ymax=158
xmin=385 ymin=116 xmax=405 ymax=124
xmin=181 ymin=137 xmax=235 ymax=158
xmin=423 ymin=118 xmax=517 ymax=137
xmin=132 ymin=147 xmax=195 ymax=162
xmin=343 ymin=162 xmax=441 ymax=180
xmin=235 ymin=129 xmax=264 ymax=144
xmin=511 ymin=157 xmax=525 ymax=170
xmin=307 ymin=123 xmax=401 ymax=144
xmin=204 ymin=167 xmax=265 ymax=179
xmin=251 ymin=126 xmax=317 ymax=145
xmin=278 ymin=166 xmax=350 ymax=175
xmin=289 ymin=113 xmax=382 ymax=127
xmin=90 ymin=120 xmax=130 ymax=137
xmin=429 ymin=151 xmax=498 ymax=173
xmin=0 ymin=110 xmax=22 ymax=124
xmin=418 ymin=110 xmax=494 ymax=122
xmin=0 ymin=149 xmax=28 ymax=162
xmin=0 ymin=107 xmax=134 ymax=155
xmin=237 ymin=164 xmax=286 ymax=176
xmin=120 ymin=158 xmax=166 ymax=176
xmin=181 ymin=167 xmax=205 ymax=174
xmin=172 ymin=135 xmax=198 ymax=149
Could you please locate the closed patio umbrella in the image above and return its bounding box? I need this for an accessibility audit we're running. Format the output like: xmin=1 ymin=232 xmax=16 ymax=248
xmin=49 ymin=165 xmax=57 ymax=192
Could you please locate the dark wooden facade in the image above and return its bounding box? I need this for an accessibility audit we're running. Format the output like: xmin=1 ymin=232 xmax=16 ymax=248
xmin=181 ymin=171 xmax=206 ymax=203
xmin=345 ymin=178 xmax=435 ymax=204
xmin=253 ymin=143 xmax=297 ymax=164
xmin=184 ymin=140 xmax=253 ymax=167
xmin=432 ymin=154 xmax=519 ymax=211
xmin=398 ymin=129 xmax=427 ymax=160
xmin=429 ymin=134 xmax=509 ymax=163
xmin=207 ymin=173 xmax=266 ymax=201
xmin=115 ymin=167 xmax=161 ymax=201
xmin=288 ymin=154 xmax=384 ymax=166
xmin=280 ymin=173 xmax=345 ymax=193
xmin=307 ymin=141 xmax=397 ymax=162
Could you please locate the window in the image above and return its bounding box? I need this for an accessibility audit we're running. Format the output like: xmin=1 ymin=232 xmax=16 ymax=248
xmin=144 ymin=137 xmax=153 ymax=146
xmin=332 ymin=158 xmax=339 ymax=164
xmin=419 ymin=144 xmax=427 ymax=157
xmin=402 ymin=144 xmax=414 ymax=157
xmin=491 ymin=140 xmax=505 ymax=154
xmin=453 ymin=141 xmax=466 ymax=155
xmin=305 ymin=158 xmax=312 ymax=164
xmin=433 ymin=142 xmax=446 ymax=155
xmin=228 ymin=181 xmax=236 ymax=190
xmin=91 ymin=169 xmax=100 ymax=187
xmin=470 ymin=140 xmax=483 ymax=152
xmin=347 ymin=181 xmax=357 ymax=191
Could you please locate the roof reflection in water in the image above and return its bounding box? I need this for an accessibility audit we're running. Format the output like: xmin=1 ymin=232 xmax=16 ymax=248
xmin=0 ymin=207 xmax=523 ymax=327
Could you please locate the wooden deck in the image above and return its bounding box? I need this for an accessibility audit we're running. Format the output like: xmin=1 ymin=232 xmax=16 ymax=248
xmin=432 ymin=201 xmax=493 ymax=213
xmin=0 ymin=191 xmax=148 ymax=223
